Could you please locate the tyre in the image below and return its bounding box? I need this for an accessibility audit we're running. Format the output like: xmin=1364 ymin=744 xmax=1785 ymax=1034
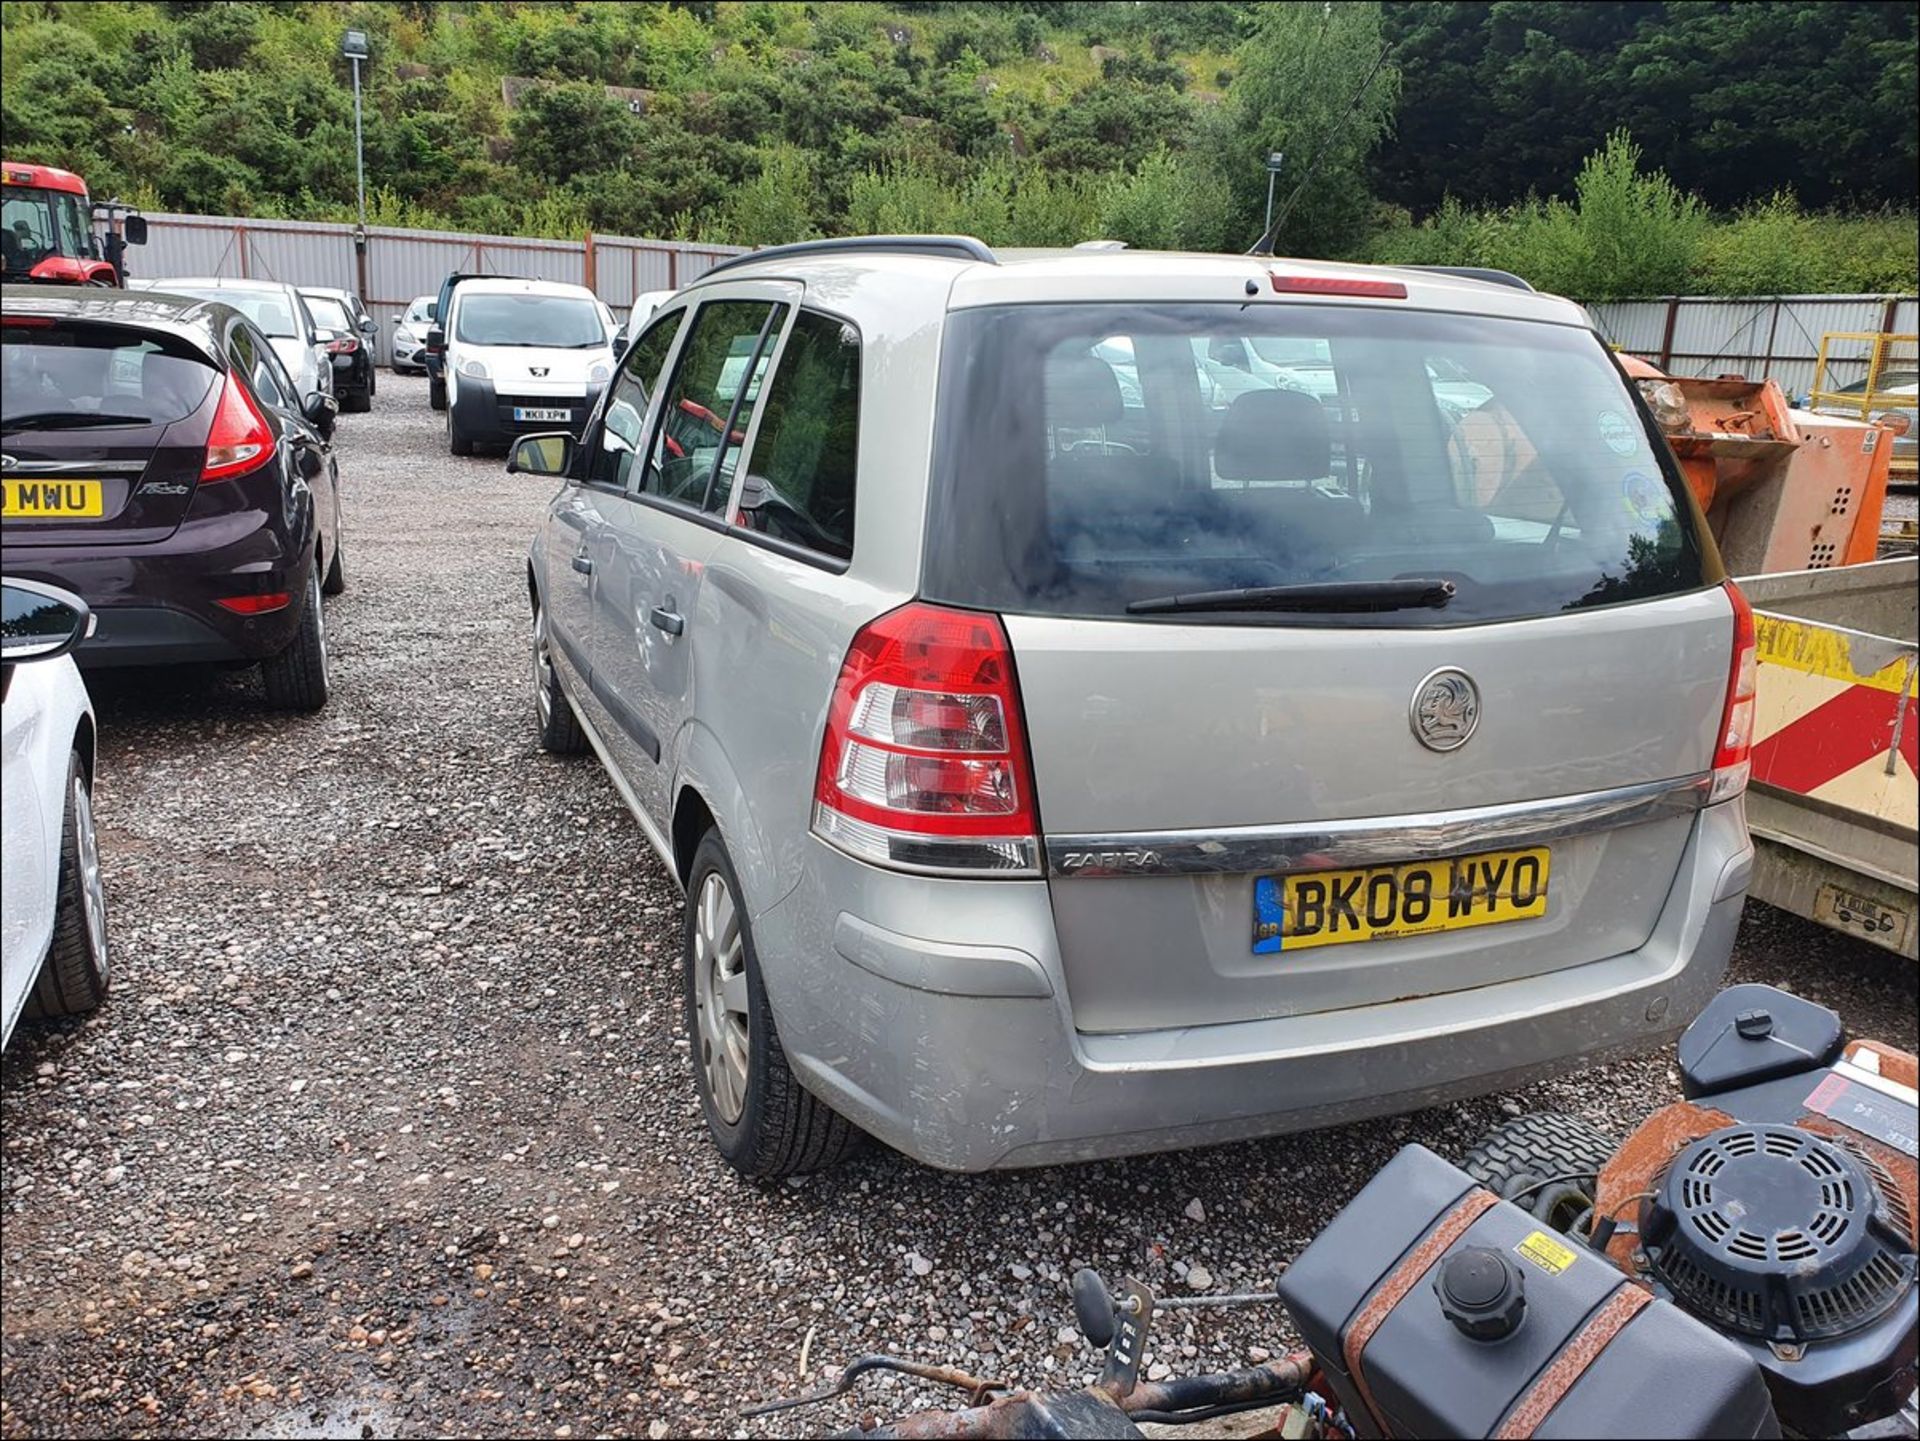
xmin=1460 ymin=1112 xmax=1618 ymax=1226
xmin=23 ymin=751 xmax=110 ymax=1022
xmin=343 ymin=386 xmax=372 ymax=414
xmin=429 ymin=375 xmax=447 ymax=411
xmin=683 ymin=829 xmax=862 ymax=1179
xmin=261 ymin=567 xmax=330 ymax=712
xmin=448 ymin=407 xmax=473 ymax=457
xmin=321 ymin=528 xmax=347 ymax=597
xmin=532 ymin=602 xmax=586 ymax=755
xmin=367 ymin=366 xmax=377 ymax=399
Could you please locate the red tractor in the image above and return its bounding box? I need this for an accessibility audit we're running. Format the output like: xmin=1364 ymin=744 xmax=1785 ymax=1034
xmin=1 ymin=160 xmax=146 ymax=286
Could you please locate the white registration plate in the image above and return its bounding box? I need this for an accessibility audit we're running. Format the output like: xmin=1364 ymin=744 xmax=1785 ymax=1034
xmin=513 ymin=406 xmax=571 ymax=423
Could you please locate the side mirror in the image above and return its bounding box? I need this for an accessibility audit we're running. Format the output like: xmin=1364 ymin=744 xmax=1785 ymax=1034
xmin=122 ymin=214 xmax=149 ymax=246
xmin=303 ymin=391 xmax=339 ymax=440
xmin=507 ymin=432 xmax=574 ymax=477
xmin=2 ymin=579 xmax=94 ymax=662
xmin=426 ymin=327 xmax=445 ymax=353
xmin=361 ymin=316 xmax=379 ymax=334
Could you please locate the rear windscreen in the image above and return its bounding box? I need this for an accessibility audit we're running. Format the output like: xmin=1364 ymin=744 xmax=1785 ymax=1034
xmin=2 ymin=321 xmax=216 ymax=428
xmin=922 ymin=304 xmax=1707 ymax=626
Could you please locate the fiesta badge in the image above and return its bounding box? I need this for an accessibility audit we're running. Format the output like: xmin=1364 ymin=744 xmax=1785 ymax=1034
xmin=1411 ymin=667 xmax=1480 ymax=752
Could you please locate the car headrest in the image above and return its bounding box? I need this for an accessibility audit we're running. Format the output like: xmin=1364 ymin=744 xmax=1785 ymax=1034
xmin=258 ymin=305 xmax=291 ymax=335
xmin=1215 ymin=388 xmax=1330 ymax=482
xmin=1047 ymin=351 xmax=1124 ymax=429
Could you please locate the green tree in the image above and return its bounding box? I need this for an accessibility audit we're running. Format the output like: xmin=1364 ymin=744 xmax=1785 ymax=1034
xmin=1223 ymin=1 xmax=1400 ymax=256
xmin=506 ymin=80 xmax=638 ymax=184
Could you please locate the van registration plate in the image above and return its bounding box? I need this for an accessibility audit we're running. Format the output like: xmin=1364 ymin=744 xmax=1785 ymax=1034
xmin=1253 ymin=846 xmax=1549 ymax=953
xmin=513 ymin=407 xmax=571 ymax=423
xmin=3 ymin=478 xmax=105 ymax=518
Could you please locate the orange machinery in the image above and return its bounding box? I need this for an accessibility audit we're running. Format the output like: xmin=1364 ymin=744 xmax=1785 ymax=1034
xmin=1618 ymin=354 xmax=1898 ymax=575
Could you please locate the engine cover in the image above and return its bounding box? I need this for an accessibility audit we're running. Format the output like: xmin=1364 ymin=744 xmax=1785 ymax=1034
xmin=1645 ymin=1125 xmax=1914 ymax=1345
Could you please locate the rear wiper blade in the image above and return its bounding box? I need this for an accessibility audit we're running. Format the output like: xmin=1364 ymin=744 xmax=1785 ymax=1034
xmin=1125 ymin=578 xmax=1457 ymax=616
xmin=3 ymin=411 xmax=156 ymax=432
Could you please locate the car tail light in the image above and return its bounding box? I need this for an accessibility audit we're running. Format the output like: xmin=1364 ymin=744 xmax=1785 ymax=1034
xmin=1711 ymin=580 xmax=1757 ymax=803
xmin=1270 ymin=274 xmax=1408 ymax=299
xmin=200 ymin=372 xmax=276 ymax=483
xmin=326 ymin=337 xmax=359 ymax=355
xmin=215 ymin=592 xmax=290 ymax=615
xmin=812 ymin=602 xmax=1040 ymax=875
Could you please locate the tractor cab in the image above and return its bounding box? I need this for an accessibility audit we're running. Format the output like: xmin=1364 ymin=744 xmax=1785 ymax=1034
xmin=1 ymin=161 xmax=146 ymax=286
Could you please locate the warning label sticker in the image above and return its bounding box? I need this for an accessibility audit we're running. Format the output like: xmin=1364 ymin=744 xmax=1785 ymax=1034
xmin=1516 ymin=1230 xmax=1578 ymax=1276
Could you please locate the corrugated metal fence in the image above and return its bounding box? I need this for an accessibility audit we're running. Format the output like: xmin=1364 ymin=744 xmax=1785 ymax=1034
xmin=131 ymin=211 xmax=745 ymax=365
xmin=1588 ymin=294 xmax=1919 ymax=400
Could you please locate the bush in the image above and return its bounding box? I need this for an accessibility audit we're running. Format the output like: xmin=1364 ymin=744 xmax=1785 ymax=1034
xmin=715 ymin=146 xmax=819 ymax=246
xmin=1698 ymin=193 xmax=1823 ymax=295
xmin=1369 ymin=135 xmax=1918 ymax=298
xmin=1097 ymin=146 xmax=1234 ymax=251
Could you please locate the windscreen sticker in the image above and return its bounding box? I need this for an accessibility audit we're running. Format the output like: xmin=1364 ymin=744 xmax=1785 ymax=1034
xmin=1621 ymin=470 xmax=1672 ymax=528
xmin=1516 ymin=1230 xmax=1577 ymax=1276
xmin=1598 ymin=409 xmax=1640 ymax=455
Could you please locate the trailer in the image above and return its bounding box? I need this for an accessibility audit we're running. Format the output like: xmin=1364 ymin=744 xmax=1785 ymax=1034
xmin=1620 ymin=358 xmax=1917 ymax=958
xmin=1740 ymin=557 xmax=1918 ymax=958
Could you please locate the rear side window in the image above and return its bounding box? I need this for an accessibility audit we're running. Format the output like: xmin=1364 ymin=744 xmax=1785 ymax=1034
xmin=2 ymin=319 xmax=216 ymax=426
xmin=737 ymin=311 xmax=860 ymax=562
xmin=646 ymin=299 xmax=785 ymax=513
xmin=229 ymin=322 xmax=290 ymax=410
xmin=305 ymin=294 xmax=352 ymax=333
xmin=923 ymin=303 xmax=1705 ymax=626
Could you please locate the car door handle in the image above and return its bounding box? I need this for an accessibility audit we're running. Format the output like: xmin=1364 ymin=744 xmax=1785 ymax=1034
xmin=571 ymin=554 xmax=594 ymax=575
xmin=648 ymin=606 xmax=684 ymax=636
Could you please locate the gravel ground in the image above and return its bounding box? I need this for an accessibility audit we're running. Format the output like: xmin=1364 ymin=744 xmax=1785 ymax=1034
xmin=3 ymin=376 xmax=1915 ymax=1440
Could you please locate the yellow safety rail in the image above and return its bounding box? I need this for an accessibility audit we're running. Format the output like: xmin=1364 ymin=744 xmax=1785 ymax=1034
xmin=1809 ymin=331 xmax=1917 ymax=480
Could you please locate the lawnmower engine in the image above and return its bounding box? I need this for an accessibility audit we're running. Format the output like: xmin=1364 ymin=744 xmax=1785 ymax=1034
xmin=1277 ymin=985 xmax=1917 ymax=1438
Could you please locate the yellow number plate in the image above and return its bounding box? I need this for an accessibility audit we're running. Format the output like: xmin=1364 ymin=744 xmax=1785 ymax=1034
xmin=1253 ymin=846 xmax=1549 ymax=953
xmin=3 ymin=478 xmax=105 ymax=519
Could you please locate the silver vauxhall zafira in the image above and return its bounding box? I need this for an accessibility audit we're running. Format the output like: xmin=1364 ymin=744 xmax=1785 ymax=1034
xmin=525 ymin=238 xmax=1755 ymax=1175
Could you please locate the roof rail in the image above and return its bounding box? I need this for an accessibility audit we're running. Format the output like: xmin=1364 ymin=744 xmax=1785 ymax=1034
xmin=697 ymin=235 xmax=997 ymax=280
xmin=1403 ymin=265 xmax=1535 ymax=293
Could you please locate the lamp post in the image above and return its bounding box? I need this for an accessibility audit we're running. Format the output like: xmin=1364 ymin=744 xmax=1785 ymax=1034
xmin=342 ymin=29 xmax=370 ymax=230
xmin=1262 ymin=151 xmax=1286 ymax=239
xmin=342 ymin=29 xmax=371 ymax=314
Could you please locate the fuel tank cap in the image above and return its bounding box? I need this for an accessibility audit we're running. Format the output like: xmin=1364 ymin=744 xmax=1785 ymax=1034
xmin=1434 ymin=1246 xmax=1526 ymax=1340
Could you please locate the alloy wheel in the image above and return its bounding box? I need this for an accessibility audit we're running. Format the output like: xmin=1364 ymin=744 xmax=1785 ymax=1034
xmin=691 ymin=869 xmax=750 ymax=1124
xmin=72 ymin=773 xmax=108 ymax=977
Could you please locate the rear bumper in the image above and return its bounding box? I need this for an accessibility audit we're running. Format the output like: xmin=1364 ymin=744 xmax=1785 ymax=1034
xmin=2 ymin=517 xmax=314 ymax=668
xmin=754 ymin=796 xmax=1753 ymax=1171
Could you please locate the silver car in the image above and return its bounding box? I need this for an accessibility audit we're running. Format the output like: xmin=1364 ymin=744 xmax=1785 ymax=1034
xmin=140 ymin=277 xmax=332 ymax=403
xmin=521 ymin=240 xmax=1755 ymax=1176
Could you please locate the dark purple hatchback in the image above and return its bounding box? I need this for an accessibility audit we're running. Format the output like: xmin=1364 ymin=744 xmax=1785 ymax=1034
xmin=1 ymin=286 xmax=345 ymax=710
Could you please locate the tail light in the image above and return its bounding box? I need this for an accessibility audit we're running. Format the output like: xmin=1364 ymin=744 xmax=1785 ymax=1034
xmin=325 ymin=337 xmax=359 ymax=355
xmin=812 ymin=602 xmax=1040 ymax=875
xmin=1711 ymin=580 xmax=1757 ymax=803
xmin=200 ymin=371 xmax=276 ymax=483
